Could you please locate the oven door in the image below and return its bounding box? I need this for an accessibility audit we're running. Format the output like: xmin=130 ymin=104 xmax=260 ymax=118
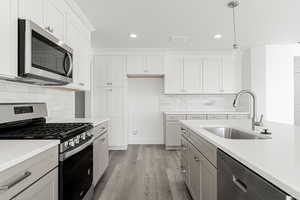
xmin=18 ymin=19 xmax=73 ymax=85
xmin=59 ymin=141 xmax=93 ymax=200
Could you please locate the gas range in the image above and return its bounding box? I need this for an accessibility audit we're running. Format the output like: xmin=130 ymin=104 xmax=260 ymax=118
xmin=0 ymin=103 xmax=94 ymax=200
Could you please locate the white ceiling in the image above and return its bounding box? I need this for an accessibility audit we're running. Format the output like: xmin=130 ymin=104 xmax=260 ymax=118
xmin=74 ymin=0 xmax=300 ymax=50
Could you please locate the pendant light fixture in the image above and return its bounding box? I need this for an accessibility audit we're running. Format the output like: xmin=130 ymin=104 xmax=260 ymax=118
xmin=228 ymin=0 xmax=240 ymax=50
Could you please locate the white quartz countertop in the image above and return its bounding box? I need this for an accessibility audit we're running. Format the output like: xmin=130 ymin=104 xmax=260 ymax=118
xmin=47 ymin=117 xmax=110 ymax=127
xmin=0 ymin=140 xmax=59 ymax=173
xmin=180 ymin=119 xmax=300 ymax=199
xmin=163 ymin=111 xmax=249 ymax=115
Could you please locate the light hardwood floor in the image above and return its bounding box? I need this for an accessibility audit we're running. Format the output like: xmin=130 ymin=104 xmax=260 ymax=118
xmin=93 ymin=145 xmax=192 ymax=200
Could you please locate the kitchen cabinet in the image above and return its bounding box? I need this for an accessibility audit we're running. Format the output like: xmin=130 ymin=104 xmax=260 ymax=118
xmin=12 ymin=168 xmax=58 ymax=200
xmin=93 ymin=123 xmax=109 ymax=186
xmin=126 ymin=55 xmax=164 ymax=76
xmin=0 ymin=146 xmax=58 ymax=200
xmin=164 ymin=114 xmax=186 ymax=150
xmin=183 ymin=56 xmax=203 ymax=93
xmin=91 ymin=55 xmax=127 ymax=149
xmin=181 ymin=126 xmax=217 ymax=200
xmin=0 ymin=0 xmax=18 ymax=77
xmin=43 ymin=0 xmax=65 ymax=40
xmin=203 ymin=58 xmax=223 ymax=93
xmin=164 ymin=55 xmax=241 ymax=94
xmin=19 ymin=0 xmax=66 ymax=41
xmin=94 ymin=56 xmax=126 ymax=87
xmin=164 ymin=56 xmax=183 ymax=93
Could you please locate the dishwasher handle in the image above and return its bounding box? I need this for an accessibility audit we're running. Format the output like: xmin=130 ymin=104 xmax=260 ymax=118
xmin=232 ymin=175 xmax=247 ymax=193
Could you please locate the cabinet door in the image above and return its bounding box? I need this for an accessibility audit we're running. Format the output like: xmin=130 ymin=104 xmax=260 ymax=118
xmin=44 ymin=0 xmax=65 ymax=40
xmin=107 ymin=87 xmax=124 ymax=116
xmin=203 ymin=58 xmax=222 ymax=93
xmin=0 ymin=0 xmax=17 ymax=77
xmin=109 ymin=116 xmax=125 ymax=147
xmin=18 ymin=0 xmax=44 ymax=28
xmin=164 ymin=56 xmax=183 ymax=93
xmin=94 ymin=56 xmax=110 ymax=87
xmin=126 ymin=55 xmax=145 ymax=75
xmin=93 ymin=87 xmax=109 ymax=117
xmin=183 ymin=56 xmax=203 ymax=93
xmin=165 ymin=122 xmax=181 ymax=147
xmin=12 ymin=168 xmax=58 ymax=200
xmin=107 ymin=56 xmax=125 ymax=87
xmin=222 ymin=56 xmax=241 ymax=93
xmin=146 ymin=55 xmax=164 ymax=74
xmin=93 ymin=133 xmax=109 ymax=186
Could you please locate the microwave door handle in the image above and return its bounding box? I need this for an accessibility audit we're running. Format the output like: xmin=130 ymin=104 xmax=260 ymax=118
xmin=66 ymin=53 xmax=73 ymax=76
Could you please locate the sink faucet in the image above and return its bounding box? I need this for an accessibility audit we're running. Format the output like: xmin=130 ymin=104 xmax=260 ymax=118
xmin=233 ymin=90 xmax=263 ymax=131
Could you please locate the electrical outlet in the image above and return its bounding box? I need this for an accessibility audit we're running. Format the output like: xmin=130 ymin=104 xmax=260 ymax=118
xmin=132 ymin=129 xmax=138 ymax=135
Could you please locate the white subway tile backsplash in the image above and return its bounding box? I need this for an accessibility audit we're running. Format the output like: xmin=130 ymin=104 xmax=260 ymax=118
xmin=0 ymin=80 xmax=75 ymax=118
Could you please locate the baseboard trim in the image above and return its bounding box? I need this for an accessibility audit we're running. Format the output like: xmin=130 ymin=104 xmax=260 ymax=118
xmin=109 ymin=145 xmax=128 ymax=151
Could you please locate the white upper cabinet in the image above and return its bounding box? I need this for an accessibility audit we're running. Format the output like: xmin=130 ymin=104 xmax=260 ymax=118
xmin=164 ymin=55 xmax=183 ymax=93
xmin=94 ymin=56 xmax=125 ymax=88
xmin=126 ymin=55 xmax=164 ymax=76
xmin=183 ymin=56 xmax=203 ymax=93
xmin=18 ymin=0 xmax=44 ymax=28
xmin=0 ymin=0 xmax=18 ymax=77
xmin=19 ymin=0 xmax=66 ymax=41
xmin=203 ymin=58 xmax=223 ymax=93
xmin=43 ymin=0 xmax=65 ymax=40
xmin=164 ymin=55 xmax=241 ymax=94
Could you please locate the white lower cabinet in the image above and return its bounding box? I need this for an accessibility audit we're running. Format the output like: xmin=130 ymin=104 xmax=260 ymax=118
xmin=12 ymin=168 xmax=58 ymax=200
xmin=93 ymin=125 xmax=109 ymax=186
xmin=164 ymin=114 xmax=186 ymax=149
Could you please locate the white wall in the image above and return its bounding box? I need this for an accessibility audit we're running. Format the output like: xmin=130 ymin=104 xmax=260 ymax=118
xmin=128 ymin=78 xmax=163 ymax=144
xmin=128 ymin=78 xmax=241 ymax=144
xmin=246 ymin=44 xmax=300 ymax=124
xmin=0 ymin=80 xmax=75 ymax=118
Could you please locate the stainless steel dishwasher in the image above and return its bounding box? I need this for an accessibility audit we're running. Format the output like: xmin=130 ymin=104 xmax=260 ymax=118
xmin=217 ymin=150 xmax=295 ymax=200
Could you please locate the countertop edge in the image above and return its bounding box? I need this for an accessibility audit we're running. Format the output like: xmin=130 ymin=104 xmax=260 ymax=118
xmin=0 ymin=140 xmax=60 ymax=173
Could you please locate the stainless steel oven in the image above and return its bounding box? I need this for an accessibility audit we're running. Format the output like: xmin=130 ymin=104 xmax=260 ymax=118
xmin=60 ymin=140 xmax=94 ymax=200
xmin=18 ymin=19 xmax=73 ymax=85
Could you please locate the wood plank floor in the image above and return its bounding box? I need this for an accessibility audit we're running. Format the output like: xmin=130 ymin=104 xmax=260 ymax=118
xmin=93 ymin=145 xmax=192 ymax=200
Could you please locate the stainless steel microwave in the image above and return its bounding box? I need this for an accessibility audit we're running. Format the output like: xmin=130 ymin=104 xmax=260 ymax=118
xmin=18 ymin=19 xmax=73 ymax=85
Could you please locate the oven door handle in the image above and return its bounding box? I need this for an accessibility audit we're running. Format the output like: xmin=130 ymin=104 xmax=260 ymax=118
xmin=60 ymin=140 xmax=93 ymax=161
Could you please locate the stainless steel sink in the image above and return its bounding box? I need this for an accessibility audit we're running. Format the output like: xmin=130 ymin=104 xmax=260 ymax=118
xmin=204 ymin=127 xmax=271 ymax=140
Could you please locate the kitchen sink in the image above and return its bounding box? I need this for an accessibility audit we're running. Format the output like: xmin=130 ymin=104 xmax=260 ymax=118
xmin=204 ymin=127 xmax=271 ymax=140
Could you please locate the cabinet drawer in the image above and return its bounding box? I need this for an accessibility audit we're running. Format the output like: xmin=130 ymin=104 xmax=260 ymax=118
xmin=207 ymin=114 xmax=228 ymax=120
xmin=228 ymin=114 xmax=250 ymax=119
xmin=190 ymin=131 xmax=217 ymax=167
xmin=0 ymin=146 xmax=58 ymax=200
xmin=166 ymin=114 xmax=186 ymax=121
xmin=187 ymin=114 xmax=207 ymax=120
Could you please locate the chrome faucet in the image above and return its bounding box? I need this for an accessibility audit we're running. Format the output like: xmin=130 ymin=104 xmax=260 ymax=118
xmin=233 ymin=90 xmax=263 ymax=130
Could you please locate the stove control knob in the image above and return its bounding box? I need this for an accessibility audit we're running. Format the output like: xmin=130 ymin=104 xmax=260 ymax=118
xmin=75 ymin=138 xmax=80 ymax=144
xmin=87 ymin=132 xmax=91 ymax=137
xmin=81 ymin=133 xmax=86 ymax=140
xmin=64 ymin=141 xmax=69 ymax=148
xmin=69 ymin=140 xmax=75 ymax=147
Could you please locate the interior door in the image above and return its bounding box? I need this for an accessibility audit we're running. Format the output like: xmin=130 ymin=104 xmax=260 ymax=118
xmin=164 ymin=56 xmax=183 ymax=93
xmin=203 ymin=58 xmax=222 ymax=93
xmin=183 ymin=56 xmax=203 ymax=93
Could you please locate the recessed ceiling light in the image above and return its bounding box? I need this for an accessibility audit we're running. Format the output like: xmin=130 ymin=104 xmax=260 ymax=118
xmin=129 ymin=33 xmax=138 ymax=39
xmin=214 ymin=34 xmax=223 ymax=39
